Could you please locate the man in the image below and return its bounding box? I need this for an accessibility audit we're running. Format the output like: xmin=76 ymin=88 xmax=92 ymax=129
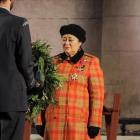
xmin=0 ymin=0 xmax=43 ymax=140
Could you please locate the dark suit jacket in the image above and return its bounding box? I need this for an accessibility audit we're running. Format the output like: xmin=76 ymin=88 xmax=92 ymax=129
xmin=0 ymin=7 xmax=35 ymax=112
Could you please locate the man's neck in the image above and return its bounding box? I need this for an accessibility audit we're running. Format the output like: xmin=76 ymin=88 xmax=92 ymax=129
xmin=0 ymin=5 xmax=10 ymax=12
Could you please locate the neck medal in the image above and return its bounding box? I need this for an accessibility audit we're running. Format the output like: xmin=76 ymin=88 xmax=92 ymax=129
xmin=71 ymin=73 xmax=78 ymax=81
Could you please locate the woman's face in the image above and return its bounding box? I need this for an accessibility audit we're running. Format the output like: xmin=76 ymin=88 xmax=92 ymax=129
xmin=62 ymin=34 xmax=82 ymax=57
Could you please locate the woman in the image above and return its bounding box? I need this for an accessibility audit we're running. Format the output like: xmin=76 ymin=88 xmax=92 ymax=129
xmin=36 ymin=24 xmax=104 ymax=140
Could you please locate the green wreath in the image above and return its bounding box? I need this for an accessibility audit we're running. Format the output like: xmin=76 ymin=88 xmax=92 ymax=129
xmin=26 ymin=40 xmax=66 ymax=121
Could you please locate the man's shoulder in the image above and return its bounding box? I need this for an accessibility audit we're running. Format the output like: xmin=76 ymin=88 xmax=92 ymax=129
xmin=10 ymin=14 xmax=29 ymax=28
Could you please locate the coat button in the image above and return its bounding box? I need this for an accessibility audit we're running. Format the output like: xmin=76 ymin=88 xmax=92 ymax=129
xmin=65 ymin=115 xmax=67 ymax=117
xmin=65 ymin=101 xmax=68 ymax=104
xmin=67 ymin=88 xmax=69 ymax=90
xmin=54 ymin=116 xmax=56 ymax=119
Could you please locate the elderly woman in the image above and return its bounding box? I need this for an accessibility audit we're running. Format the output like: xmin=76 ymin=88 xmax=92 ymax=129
xmin=36 ymin=24 xmax=104 ymax=140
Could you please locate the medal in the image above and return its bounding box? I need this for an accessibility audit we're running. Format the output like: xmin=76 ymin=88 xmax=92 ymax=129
xmin=80 ymin=58 xmax=87 ymax=63
xmin=71 ymin=58 xmax=86 ymax=81
xmin=71 ymin=73 xmax=78 ymax=81
xmin=77 ymin=65 xmax=85 ymax=71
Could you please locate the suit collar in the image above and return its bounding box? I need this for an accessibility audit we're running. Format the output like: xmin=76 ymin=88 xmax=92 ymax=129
xmin=0 ymin=7 xmax=10 ymax=14
xmin=61 ymin=48 xmax=84 ymax=64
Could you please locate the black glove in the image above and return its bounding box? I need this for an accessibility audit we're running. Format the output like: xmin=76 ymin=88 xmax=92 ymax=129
xmin=36 ymin=125 xmax=45 ymax=137
xmin=88 ymin=126 xmax=100 ymax=139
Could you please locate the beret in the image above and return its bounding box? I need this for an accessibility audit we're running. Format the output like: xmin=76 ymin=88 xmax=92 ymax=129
xmin=60 ymin=24 xmax=86 ymax=43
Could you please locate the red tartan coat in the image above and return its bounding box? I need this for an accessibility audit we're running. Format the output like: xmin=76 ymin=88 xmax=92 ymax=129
xmin=36 ymin=53 xmax=104 ymax=140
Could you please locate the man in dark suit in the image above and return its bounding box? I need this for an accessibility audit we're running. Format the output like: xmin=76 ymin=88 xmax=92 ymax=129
xmin=0 ymin=0 xmax=44 ymax=140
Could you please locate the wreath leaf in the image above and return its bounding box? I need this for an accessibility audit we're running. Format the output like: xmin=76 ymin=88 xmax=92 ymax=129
xmin=26 ymin=40 xmax=67 ymax=121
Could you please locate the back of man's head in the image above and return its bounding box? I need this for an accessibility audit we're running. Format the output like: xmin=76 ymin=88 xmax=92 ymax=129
xmin=0 ymin=0 xmax=14 ymax=11
xmin=0 ymin=0 xmax=7 ymax=3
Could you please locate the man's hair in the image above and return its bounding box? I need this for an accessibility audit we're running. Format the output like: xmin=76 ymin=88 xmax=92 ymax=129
xmin=0 ymin=0 xmax=7 ymax=3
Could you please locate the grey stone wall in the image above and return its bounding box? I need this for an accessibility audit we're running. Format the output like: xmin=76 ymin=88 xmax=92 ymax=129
xmin=102 ymin=0 xmax=140 ymax=132
xmin=11 ymin=0 xmax=103 ymax=60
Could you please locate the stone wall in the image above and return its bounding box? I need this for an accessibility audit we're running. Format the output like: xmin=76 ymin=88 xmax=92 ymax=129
xmin=102 ymin=0 xmax=140 ymax=132
xmin=11 ymin=0 xmax=103 ymax=60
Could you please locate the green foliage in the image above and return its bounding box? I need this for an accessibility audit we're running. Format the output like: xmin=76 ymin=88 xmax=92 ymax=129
xmin=26 ymin=40 xmax=67 ymax=121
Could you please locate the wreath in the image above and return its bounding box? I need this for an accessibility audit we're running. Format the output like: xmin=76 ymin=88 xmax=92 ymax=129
xmin=26 ymin=40 xmax=66 ymax=121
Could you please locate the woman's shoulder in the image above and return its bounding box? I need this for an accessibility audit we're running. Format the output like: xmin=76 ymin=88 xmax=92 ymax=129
xmin=84 ymin=53 xmax=99 ymax=62
xmin=52 ymin=53 xmax=62 ymax=59
xmin=84 ymin=53 xmax=101 ymax=68
xmin=51 ymin=53 xmax=63 ymax=64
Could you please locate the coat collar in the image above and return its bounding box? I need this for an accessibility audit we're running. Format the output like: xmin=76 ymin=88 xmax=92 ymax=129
xmin=60 ymin=48 xmax=84 ymax=64
xmin=0 ymin=7 xmax=10 ymax=14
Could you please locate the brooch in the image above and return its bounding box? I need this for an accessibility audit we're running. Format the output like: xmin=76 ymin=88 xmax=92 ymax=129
xmin=77 ymin=65 xmax=85 ymax=71
xmin=71 ymin=73 xmax=78 ymax=81
xmin=80 ymin=58 xmax=87 ymax=63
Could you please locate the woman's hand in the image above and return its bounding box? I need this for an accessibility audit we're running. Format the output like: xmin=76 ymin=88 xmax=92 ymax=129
xmin=88 ymin=126 xmax=100 ymax=139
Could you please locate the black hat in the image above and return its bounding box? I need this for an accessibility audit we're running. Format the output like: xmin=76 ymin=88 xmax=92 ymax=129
xmin=60 ymin=24 xmax=86 ymax=43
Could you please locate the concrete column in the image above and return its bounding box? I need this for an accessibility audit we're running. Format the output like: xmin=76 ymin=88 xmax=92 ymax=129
xmin=101 ymin=0 xmax=140 ymax=132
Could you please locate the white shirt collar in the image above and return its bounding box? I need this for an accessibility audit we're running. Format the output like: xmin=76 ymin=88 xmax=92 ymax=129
xmin=0 ymin=6 xmax=10 ymax=12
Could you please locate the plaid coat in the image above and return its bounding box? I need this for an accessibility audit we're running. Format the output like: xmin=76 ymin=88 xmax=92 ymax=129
xmin=36 ymin=52 xmax=104 ymax=140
